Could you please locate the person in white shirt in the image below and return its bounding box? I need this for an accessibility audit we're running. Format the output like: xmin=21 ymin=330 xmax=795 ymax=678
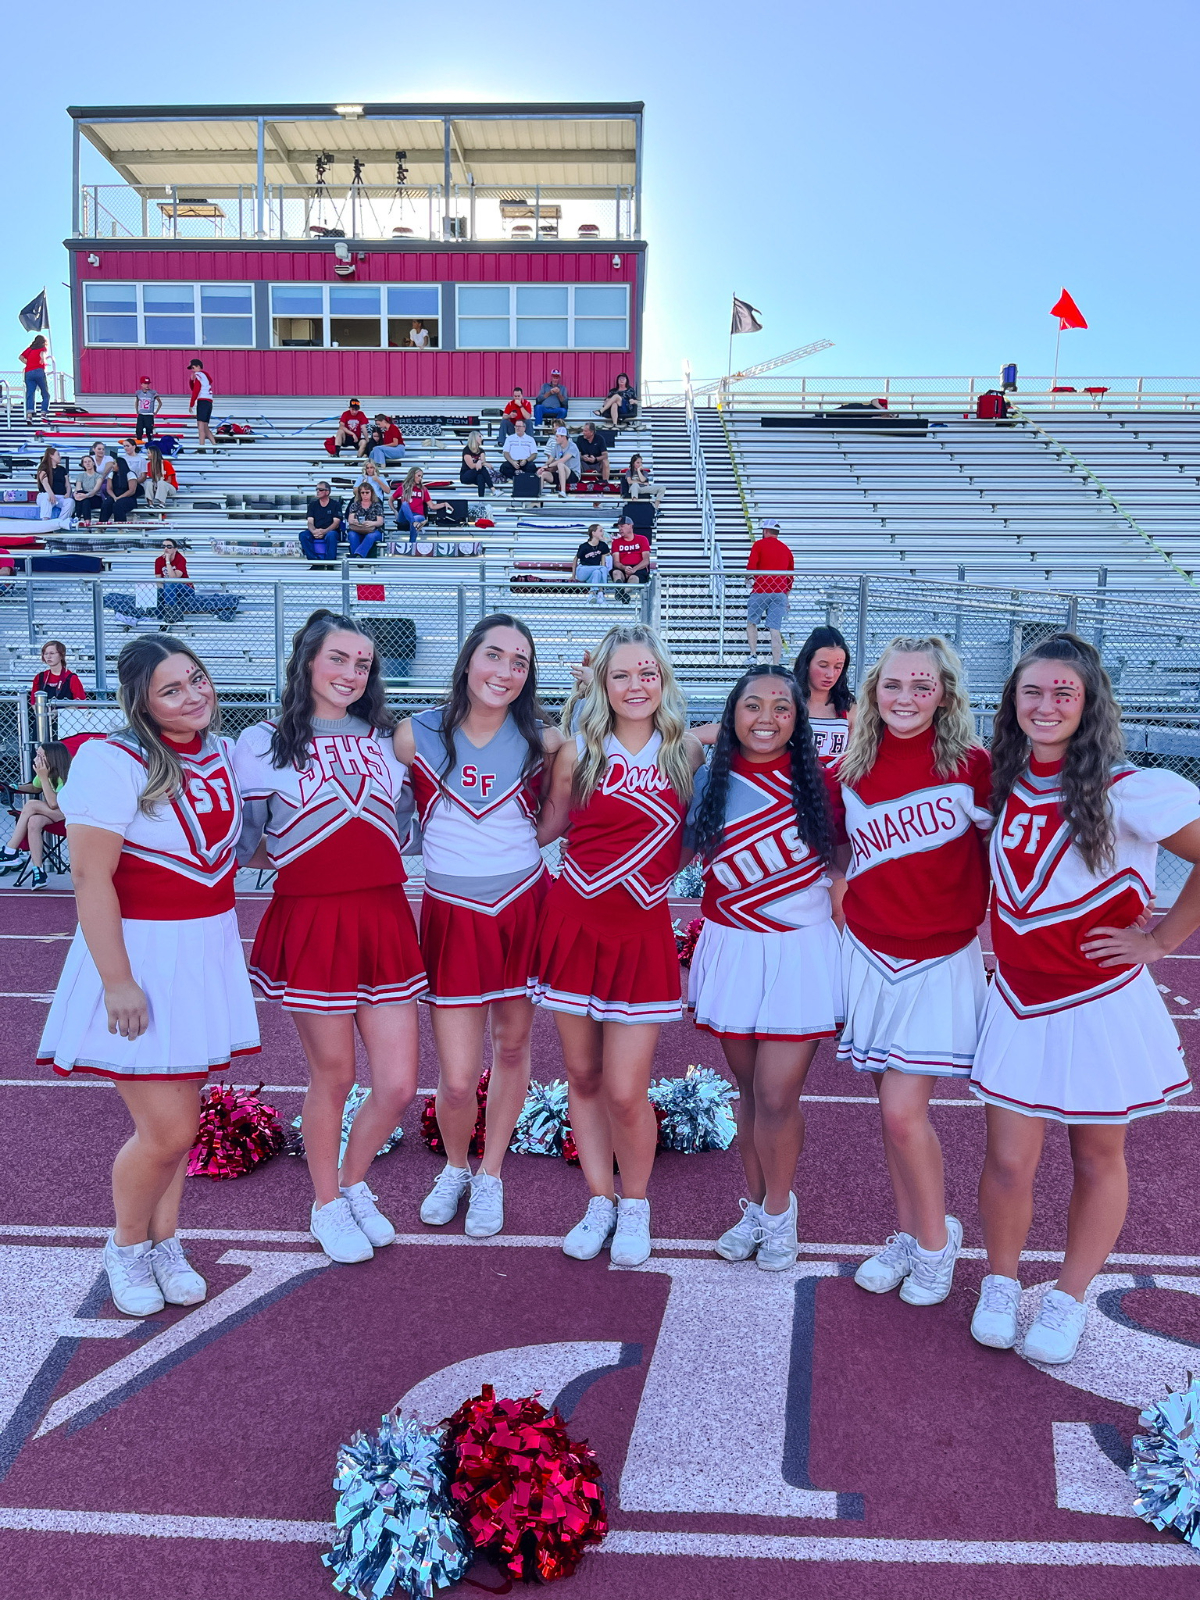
xmin=500 ymin=419 xmax=538 ymax=482
xmin=539 ymin=427 xmax=581 ymax=494
xmin=408 ymin=320 xmax=430 ymax=349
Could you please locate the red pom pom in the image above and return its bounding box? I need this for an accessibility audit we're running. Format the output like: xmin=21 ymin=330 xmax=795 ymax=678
xmin=187 ymin=1084 xmax=284 ymax=1181
xmin=675 ymin=916 xmax=703 ymax=967
xmin=421 ymin=1069 xmax=490 ymax=1157
xmin=443 ymin=1385 xmax=607 ymax=1581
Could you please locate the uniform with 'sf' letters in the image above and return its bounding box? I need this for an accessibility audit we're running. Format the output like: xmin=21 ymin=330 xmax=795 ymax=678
xmin=38 ymin=732 xmax=259 ymax=1079
xmin=234 ymin=715 xmax=425 ymax=1012
xmin=970 ymin=758 xmax=1200 ymax=1122
xmin=837 ymin=727 xmax=992 ymax=1075
xmin=408 ymin=708 xmax=548 ymax=1006
xmin=529 ymin=732 xmax=687 ymax=1023
xmin=686 ymin=751 xmax=846 ymax=1040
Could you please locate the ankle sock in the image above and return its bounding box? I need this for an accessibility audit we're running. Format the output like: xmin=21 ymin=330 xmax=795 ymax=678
xmin=762 ymin=1201 xmax=793 ymax=1225
xmin=914 ymin=1236 xmax=951 ymax=1258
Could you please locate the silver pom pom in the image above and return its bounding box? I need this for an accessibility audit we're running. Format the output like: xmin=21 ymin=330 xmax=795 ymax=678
xmin=1131 ymin=1374 xmax=1200 ymax=1547
xmin=649 ymin=1065 xmax=737 ymax=1155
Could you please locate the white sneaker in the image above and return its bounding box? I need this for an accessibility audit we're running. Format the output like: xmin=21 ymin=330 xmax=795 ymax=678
xmin=899 ymin=1216 xmax=963 ymax=1306
xmin=465 ymin=1172 xmax=504 ymax=1238
xmin=970 ymin=1274 xmax=1022 ymax=1349
xmin=310 ymin=1198 xmax=374 ymax=1264
xmin=104 ymin=1235 xmax=165 ymax=1316
xmin=716 ymin=1198 xmax=763 ymax=1262
xmin=147 ymin=1236 xmax=207 ymax=1306
xmin=419 ymin=1164 xmax=472 ymax=1226
xmin=1022 ymin=1285 xmax=1088 ymax=1363
xmin=563 ymin=1195 xmax=617 ymax=1260
xmin=854 ymin=1231 xmax=916 ymax=1294
xmin=755 ymin=1195 xmax=799 ymax=1272
xmin=610 ymin=1197 xmax=652 ymax=1267
xmin=339 ymin=1182 xmax=396 ymax=1248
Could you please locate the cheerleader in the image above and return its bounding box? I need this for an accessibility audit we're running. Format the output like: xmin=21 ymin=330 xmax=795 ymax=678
xmin=970 ymin=634 xmax=1200 ymax=1362
xmin=686 ymin=668 xmax=843 ymax=1270
xmin=38 ymin=637 xmax=257 ymax=1316
xmin=233 ymin=610 xmax=426 ymax=1266
xmin=531 ymin=624 xmax=703 ymax=1267
xmin=394 ymin=614 xmax=562 ymax=1238
xmin=793 ymin=625 xmax=857 ymax=765
xmin=836 ymin=636 xmax=992 ymax=1306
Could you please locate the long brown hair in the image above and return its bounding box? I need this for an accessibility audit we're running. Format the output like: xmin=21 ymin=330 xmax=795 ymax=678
xmin=270 ymin=610 xmax=393 ymax=770
xmin=989 ymin=632 xmax=1125 ymax=873
xmin=115 ymin=636 xmax=220 ymax=816
xmin=434 ymin=614 xmax=543 ymax=789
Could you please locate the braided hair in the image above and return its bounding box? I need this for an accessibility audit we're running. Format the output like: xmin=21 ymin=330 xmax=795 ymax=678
xmin=691 ymin=668 xmax=832 ymax=864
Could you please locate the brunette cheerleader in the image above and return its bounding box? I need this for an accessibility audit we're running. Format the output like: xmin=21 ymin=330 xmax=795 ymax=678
xmin=394 ymin=614 xmax=562 ymax=1238
xmin=39 ymin=637 xmax=257 ymax=1315
xmin=969 ymin=634 xmax=1200 ymax=1362
xmin=794 ymin=626 xmax=857 ymax=765
xmin=531 ymin=624 xmax=703 ymax=1266
xmin=233 ymin=610 xmax=426 ymax=1265
xmin=686 ymin=668 xmax=844 ymax=1270
xmin=836 ymin=636 xmax=992 ymax=1306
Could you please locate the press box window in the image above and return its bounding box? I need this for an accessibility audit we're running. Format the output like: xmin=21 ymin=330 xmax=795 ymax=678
xmin=200 ymin=285 xmax=253 ymax=346
xmin=387 ymin=286 xmax=440 ymax=348
xmin=456 ymin=284 xmax=630 ymax=350
xmin=271 ymin=285 xmax=324 ymax=347
xmin=84 ymin=283 xmax=138 ymax=344
xmin=82 ymin=282 xmax=255 ymax=347
xmin=329 ymin=285 xmax=381 ymax=349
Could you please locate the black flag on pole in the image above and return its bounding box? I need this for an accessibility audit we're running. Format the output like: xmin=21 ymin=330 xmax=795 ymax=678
xmin=731 ymin=296 xmax=763 ymax=335
xmin=18 ymin=291 xmax=49 ymax=332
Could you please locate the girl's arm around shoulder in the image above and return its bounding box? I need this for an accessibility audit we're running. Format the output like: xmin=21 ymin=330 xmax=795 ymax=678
xmin=536 ymin=739 xmax=577 ymax=847
xmin=691 ymin=720 xmax=719 ymax=748
xmin=541 ymin=722 xmax=565 ymax=758
xmin=684 ymin=732 xmax=706 ymax=773
xmin=392 ymin=717 xmax=416 ymax=767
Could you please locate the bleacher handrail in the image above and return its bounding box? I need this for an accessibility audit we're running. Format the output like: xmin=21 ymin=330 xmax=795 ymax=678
xmin=642 ymin=375 xmax=1200 ymax=413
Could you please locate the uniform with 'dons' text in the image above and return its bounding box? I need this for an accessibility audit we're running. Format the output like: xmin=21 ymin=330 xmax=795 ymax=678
xmin=529 ymin=732 xmax=687 ymax=1023
xmin=837 ymin=728 xmax=992 ymax=1075
xmin=234 ymin=715 xmax=425 ymax=1012
xmin=408 ymin=708 xmax=548 ymax=1006
xmin=39 ymin=731 xmax=259 ymax=1078
xmin=971 ymin=759 xmax=1200 ymax=1122
xmin=686 ymin=752 xmax=845 ymax=1040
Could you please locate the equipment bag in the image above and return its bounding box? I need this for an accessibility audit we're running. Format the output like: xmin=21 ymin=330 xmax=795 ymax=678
xmin=511 ymin=471 xmax=541 ymax=499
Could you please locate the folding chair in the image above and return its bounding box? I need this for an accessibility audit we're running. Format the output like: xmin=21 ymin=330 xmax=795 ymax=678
xmin=11 ymin=819 xmax=69 ymax=886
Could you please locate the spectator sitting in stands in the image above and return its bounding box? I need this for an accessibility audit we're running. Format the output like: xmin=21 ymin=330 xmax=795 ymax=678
xmin=499 ymin=418 xmax=538 ymax=481
xmin=539 ymin=427 xmax=581 ymax=494
xmin=354 ymin=460 xmax=393 ymax=498
xmin=394 ymin=466 xmax=450 ymax=533
xmin=609 ymin=513 xmax=652 ymax=595
xmin=0 ymin=741 xmax=71 ymax=889
xmin=120 ymin=438 xmax=150 ymax=498
xmin=408 ymin=320 xmax=430 ymax=349
xmin=497 ymin=386 xmax=534 ymax=447
xmin=303 ymin=480 xmax=343 ymax=563
xmin=572 ymin=522 xmax=612 ymax=605
xmin=534 ymin=371 xmax=569 ymax=429
xmin=143 ymin=447 xmax=176 ymax=510
xmin=460 ymin=431 xmax=494 ymax=495
xmin=90 ymin=441 xmax=117 ymax=491
xmin=72 ymin=457 xmax=104 ymax=527
xmin=576 ymin=422 xmax=610 ymax=482
xmin=133 ymin=375 xmax=162 ymax=439
xmin=31 ymin=640 xmax=86 ymax=704
xmin=596 ymin=372 xmax=637 ymax=428
xmin=364 ymin=413 xmax=406 ymax=466
xmin=100 ymin=449 xmax=140 ymax=524
xmin=334 ymin=398 xmax=369 ymax=452
xmin=618 ymin=451 xmax=662 ymax=505
xmin=35 ymin=448 xmax=75 ymax=524
xmin=155 ymin=537 xmax=194 ymax=623
xmin=346 ymin=484 xmax=386 ymax=557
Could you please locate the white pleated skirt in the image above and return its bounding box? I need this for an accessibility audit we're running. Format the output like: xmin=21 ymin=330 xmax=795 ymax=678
xmin=969 ymin=966 xmax=1191 ymax=1124
xmin=688 ymin=918 xmax=843 ymax=1041
xmin=37 ymin=910 xmax=261 ymax=1081
xmin=837 ymin=930 xmax=987 ymax=1077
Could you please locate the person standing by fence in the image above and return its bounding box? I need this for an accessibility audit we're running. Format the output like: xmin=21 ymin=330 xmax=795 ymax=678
xmin=20 ymin=335 xmax=50 ymax=421
xmin=745 ymin=519 xmax=794 ymax=667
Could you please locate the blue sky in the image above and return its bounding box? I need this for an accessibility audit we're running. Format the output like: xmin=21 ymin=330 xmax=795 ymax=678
xmin=2 ymin=0 xmax=1195 ymax=387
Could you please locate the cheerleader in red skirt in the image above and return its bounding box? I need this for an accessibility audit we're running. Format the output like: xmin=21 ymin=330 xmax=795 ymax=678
xmin=685 ymin=668 xmax=844 ymax=1271
xmin=394 ymin=613 xmax=563 ymax=1239
xmin=39 ymin=636 xmax=257 ymax=1316
xmin=970 ymin=634 xmax=1200 ymax=1362
xmin=233 ymin=610 xmax=426 ymax=1265
xmin=835 ymin=636 xmax=992 ymax=1307
xmin=531 ymin=624 xmax=703 ymax=1267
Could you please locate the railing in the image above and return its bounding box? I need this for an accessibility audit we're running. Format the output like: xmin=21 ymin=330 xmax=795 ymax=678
xmin=682 ymin=364 xmax=722 ymax=611
xmin=0 ymin=366 xmax=73 ymax=413
xmin=641 ymin=375 xmax=1200 ymax=413
xmin=77 ymin=184 xmax=638 ymax=244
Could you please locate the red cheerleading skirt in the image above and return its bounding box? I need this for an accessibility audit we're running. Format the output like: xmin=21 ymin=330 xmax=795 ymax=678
xmin=527 ymin=877 xmax=682 ymax=1025
xmin=420 ymin=870 xmax=548 ymax=1007
xmin=249 ymin=884 xmax=427 ymax=1013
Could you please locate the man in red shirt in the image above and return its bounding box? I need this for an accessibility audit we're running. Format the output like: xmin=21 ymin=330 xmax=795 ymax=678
xmin=334 ymin=398 xmax=369 ymax=452
xmin=497 ymin=386 xmax=534 ymax=448
xmin=609 ymin=513 xmax=652 ymax=600
xmin=745 ymin=518 xmax=795 ymax=665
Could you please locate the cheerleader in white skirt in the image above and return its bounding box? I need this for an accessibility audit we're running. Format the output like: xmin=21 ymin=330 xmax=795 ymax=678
xmin=835 ymin=636 xmax=992 ymax=1307
xmin=969 ymin=633 xmax=1200 ymax=1364
xmin=38 ymin=637 xmax=258 ymax=1318
xmin=686 ymin=668 xmax=844 ymax=1271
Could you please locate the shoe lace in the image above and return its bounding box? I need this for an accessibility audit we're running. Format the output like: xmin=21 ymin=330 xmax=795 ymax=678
xmin=877 ymin=1232 xmax=910 ymax=1264
xmin=614 ymin=1204 xmax=646 ymax=1236
xmin=432 ymin=1167 xmax=468 ymax=1195
xmin=980 ymin=1278 xmax=1017 ymax=1313
xmin=120 ymin=1251 xmax=157 ymax=1288
xmin=581 ymin=1196 xmax=613 ymax=1230
xmin=1039 ymin=1293 xmax=1078 ymax=1331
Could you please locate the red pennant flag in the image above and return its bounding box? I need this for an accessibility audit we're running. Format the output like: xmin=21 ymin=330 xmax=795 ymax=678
xmin=1050 ymin=288 xmax=1088 ymax=330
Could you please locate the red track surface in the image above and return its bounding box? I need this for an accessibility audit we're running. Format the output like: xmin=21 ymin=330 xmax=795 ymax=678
xmin=1 ymin=887 xmax=1198 ymax=1599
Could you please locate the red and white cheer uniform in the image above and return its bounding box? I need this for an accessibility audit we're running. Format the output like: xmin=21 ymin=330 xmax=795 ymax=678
xmin=409 ymin=707 xmax=548 ymax=1006
xmin=810 ymin=715 xmax=851 ymax=767
xmin=234 ymin=715 xmax=426 ymax=1013
xmin=686 ymin=752 xmax=845 ymax=1041
xmin=970 ymin=759 xmax=1199 ymax=1123
xmin=837 ymin=728 xmax=992 ymax=1076
xmin=38 ymin=732 xmax=259 ymax=1080
xmin=529 ymin=732 xmax=687 ymax=1024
